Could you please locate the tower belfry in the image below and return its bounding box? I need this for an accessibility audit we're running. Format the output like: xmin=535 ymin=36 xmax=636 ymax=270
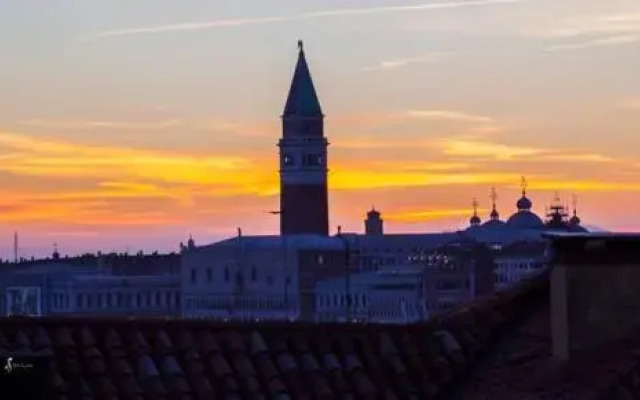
xmin=278 ymin=41 xmax=329 ymax=236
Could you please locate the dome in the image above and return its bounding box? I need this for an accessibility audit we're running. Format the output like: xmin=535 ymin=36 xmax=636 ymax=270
xmin=507 ymin=210 xmax=544 ymax=229
xmin=367 ymin=207 xmax=380 ymax=218
xmin=482 ymin=219 xmax=506 ymax=228
xmin=490 ymin=208 xmax=499 ymax=220
xmin=569 ymin=214 xmax=581 ymax=225
xmin=516 ymin=196 xmax=532 ymax=211
xmin=470 ymin=215 xmax=481 ymax=226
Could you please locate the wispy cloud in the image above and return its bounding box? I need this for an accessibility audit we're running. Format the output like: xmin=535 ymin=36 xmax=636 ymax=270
xmin=17 ymin=117 xmax=274 ymax=137
xmin=363 ymin=52 xmax=450 ymax=71
xmin=541 ymin=11 xmax=640 ymax=51
xmin=19 ymin=119 xmax=183 ymax=131
xmin=437 ymin=138 xmax=618 ymax=163
xmin=407 ymin=110 xmax=495 ymax=123
xmin=545 ymin=34 xmax=640 ymax=51
xmin=88 ymin=0 xmax=523 ymax=39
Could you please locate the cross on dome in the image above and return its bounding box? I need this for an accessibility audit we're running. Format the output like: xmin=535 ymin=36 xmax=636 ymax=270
xmin=520 ymin=176 xmax=528 ymax=196
xmin=490 ymin=187 xmax=498 ymax=204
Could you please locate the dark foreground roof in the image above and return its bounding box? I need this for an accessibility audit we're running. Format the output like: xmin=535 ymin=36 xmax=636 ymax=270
xmin=0 ymin=272 xmax=639 ymax=400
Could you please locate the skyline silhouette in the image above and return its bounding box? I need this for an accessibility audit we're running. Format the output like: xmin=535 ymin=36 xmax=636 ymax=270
xmin=0 ymin=0 xmax=639 ymax=257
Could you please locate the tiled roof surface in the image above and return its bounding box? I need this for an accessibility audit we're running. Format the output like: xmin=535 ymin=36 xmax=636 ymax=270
xmin=0 ymin=271 xmax=637 ymax=400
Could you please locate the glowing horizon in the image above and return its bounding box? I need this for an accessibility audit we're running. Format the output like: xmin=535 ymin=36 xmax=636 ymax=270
xmin=1 ymin=0 xmax=639 ymax=258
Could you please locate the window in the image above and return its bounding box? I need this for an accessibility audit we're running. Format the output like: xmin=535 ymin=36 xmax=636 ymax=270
xmin=251 ymin=266 xmax=257 ymax=281
xmin=106 ymin=293 xmax=112 ymax=307
xmin=283 ymin=154 xmax=294 ymax=166
xmin=206 ymin=268 xmax=212 ymax=282
xmin=191 ymin=269 xmax=196 ymax=283
xmin=156 ymin=292 xmax=161 ymax=306
xmin=303 ymin=153 xmax=323 ymax=166
xmin=224 ymin=267 xmax=229 ymax=282
xmin=76 ymin=294 xmax=83 ymax=308
xmin=267 ymin=276 xmax=274 ymax=286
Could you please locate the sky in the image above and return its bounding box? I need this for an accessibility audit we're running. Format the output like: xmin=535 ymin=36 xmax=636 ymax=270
xmin=0 ymin=0 xmax=639 ymax=258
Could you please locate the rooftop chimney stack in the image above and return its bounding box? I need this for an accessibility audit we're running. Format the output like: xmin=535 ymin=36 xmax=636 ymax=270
xmin=547 ymin=233 xmax=640 ymax=360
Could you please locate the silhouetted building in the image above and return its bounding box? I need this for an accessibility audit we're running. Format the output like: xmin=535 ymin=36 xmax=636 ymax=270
xmin=279 ymin=41 xmax=329 ymax=236
xmin=364 ymin=207 xmax=384 ymax=235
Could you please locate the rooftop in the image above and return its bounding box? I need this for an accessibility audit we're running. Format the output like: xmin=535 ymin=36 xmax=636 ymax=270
xmin=4 ymin=234 xmax=640 ymax=399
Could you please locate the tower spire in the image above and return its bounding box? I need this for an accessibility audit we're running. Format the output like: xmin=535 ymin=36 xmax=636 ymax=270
xmin=520 ymin=176 xmax=528 ymax=196
xmin=469 ymin=198 xmax=481 ymax=227
xmin=489 ymin=187 xmax=499 ymax=220
xmin=279 ymin=41 xmax=329 ymax=236
xmin=283 ymin=40 xmax=323 ymax=117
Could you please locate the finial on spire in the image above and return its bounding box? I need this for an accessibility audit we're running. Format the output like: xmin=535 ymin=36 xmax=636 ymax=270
xmin=297 ymin=40 xmax=304 ymax=52
xmin=553 ymin=191 xmax=561 ymax=204
xmin=472 ymin=198 xmax=479 ymax=216
xmin=520 ymin=176 xmax=528 ymax=195
xmin=490 ymin=187 xmax=498 ymax=206
xmin=572 ymin=194 xmax=578 ymax=215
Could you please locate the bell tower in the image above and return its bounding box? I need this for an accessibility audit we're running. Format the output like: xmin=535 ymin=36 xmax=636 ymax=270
xmin=278 ymin=41 xmax=329 ymax=236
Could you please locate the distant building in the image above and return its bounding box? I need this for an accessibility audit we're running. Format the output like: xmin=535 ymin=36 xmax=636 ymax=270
xmin=0 ymin=249 xmax=180 ymax=317
xmin=314 ymin=265 xmax=425 ymax=323
xmin=181 ymin=234 xmax=348 ymax=321
xmin=494 ymin=240 xmax=548 ymax=290
xmin=420 ymin=239 xmax=495 ymax=314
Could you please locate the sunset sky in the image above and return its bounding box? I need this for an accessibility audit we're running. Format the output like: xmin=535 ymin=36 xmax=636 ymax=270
xmin=1 ymin=0 xmax=639 ymax=258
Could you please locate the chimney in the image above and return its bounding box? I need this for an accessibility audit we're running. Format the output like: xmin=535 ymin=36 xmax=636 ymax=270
xmin=547 ymin=233 xmax=640 ymax=360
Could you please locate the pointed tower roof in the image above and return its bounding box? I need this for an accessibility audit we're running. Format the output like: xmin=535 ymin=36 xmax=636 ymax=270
xmin=283 ymin=40 xmax=323 ymax=117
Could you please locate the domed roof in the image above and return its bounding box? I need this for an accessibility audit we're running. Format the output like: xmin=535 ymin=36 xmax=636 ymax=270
xmin=490 ymin=208 xmax=499 ymax=219
xmin=470 ymin=215 xmax=481 ymax=226
xmin=516 ymin=196 xmax=532 ymax=211
xmin=367 ymin=206 xmax=380 ymax=217
xmin=482 ymin=219 xmax=506 ymax=228
xmin=569 ymin=214 xmax=581 ymax=225
xmin=507 ymin=210 xmax=544 ymax=229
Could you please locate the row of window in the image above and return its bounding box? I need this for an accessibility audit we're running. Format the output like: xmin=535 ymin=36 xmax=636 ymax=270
xmin=185 ymin=296 xmax=293 ymax=311
xmin=316 ymin=293 xmax=418 ymax=311
xmin=64 ymin=290 xmax=180 ymax=310
xmin=190 ymin=267 xmax=288 ymax=287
